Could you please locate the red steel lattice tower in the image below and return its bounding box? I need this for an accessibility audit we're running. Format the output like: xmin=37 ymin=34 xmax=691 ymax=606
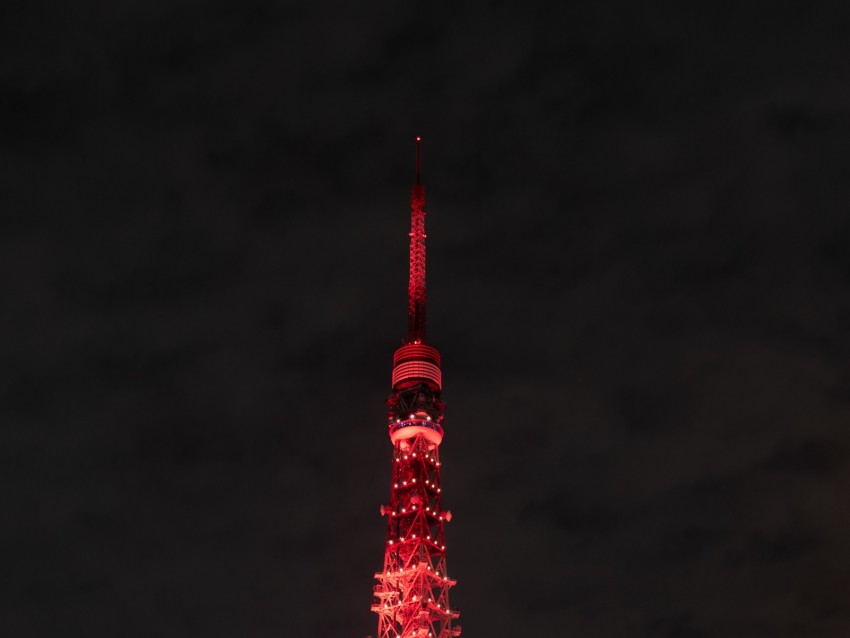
xmin=370 ymin=138 xmax=461 ymax=638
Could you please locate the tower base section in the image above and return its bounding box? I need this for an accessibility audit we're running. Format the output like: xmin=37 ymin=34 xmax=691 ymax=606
xmin=373 ymin=434 xmax=459 ymax=638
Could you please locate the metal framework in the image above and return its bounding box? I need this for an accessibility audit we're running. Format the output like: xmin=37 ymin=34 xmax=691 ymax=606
xmin=371 ymin=138 xmax=461 ymax=638
xmin=407 ymin=139 xmax=427 ymax=344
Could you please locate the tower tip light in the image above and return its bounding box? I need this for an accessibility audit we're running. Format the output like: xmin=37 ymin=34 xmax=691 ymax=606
xmin=415 ymin=137 xmax=422 ymax=185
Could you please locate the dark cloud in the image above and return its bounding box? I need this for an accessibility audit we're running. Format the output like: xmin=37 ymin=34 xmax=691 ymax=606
xmin=3 ymin=1 xmax=850 ymax=636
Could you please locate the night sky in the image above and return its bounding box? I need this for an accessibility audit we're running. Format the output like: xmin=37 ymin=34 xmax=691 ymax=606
xmin=4 ymin=2 xmax=850 ymax=636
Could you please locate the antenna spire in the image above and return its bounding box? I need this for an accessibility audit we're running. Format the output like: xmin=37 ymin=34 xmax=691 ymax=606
xmin=416 ymin=135 xmax=422 ymax=184
xmin=408 ymin=136 xmax=427 ymax=343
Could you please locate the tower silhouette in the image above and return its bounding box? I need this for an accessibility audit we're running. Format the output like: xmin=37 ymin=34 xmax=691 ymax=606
xmin=370 ymin=138 xmax=461 ymax=638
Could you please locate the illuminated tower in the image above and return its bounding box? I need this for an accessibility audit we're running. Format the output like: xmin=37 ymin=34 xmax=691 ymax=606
xmin=370 ymin=138 xmax=461 ymax=638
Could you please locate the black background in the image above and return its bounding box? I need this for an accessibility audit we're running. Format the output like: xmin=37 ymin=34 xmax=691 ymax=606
xmin=4 ymin=1 xmax=850 ymax=636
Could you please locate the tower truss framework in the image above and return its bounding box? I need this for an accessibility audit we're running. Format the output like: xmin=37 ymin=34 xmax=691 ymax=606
xmin=371 ymin=138 xmax=460 ymax=638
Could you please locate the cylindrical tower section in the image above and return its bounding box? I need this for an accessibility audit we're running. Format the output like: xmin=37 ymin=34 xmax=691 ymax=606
xmin=392 ymin=344 xmax=441 ymax=391
xmin=388 ymin=343 xmax=444 ymax=445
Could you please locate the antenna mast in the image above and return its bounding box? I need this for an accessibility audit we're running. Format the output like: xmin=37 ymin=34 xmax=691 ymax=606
xmin=408 ymin=136 xmax=427 ymax=343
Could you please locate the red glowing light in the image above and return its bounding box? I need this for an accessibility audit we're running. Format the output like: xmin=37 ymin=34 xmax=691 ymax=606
xmin=407 ymin=184 xmax=426 ymax=341
xmin=371 ymin=142 xmax=460 ymax=638
xmin=372 ymin=433 xmax=459 ymax=638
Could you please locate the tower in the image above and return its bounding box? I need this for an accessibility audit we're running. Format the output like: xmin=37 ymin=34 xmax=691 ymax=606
xmin=370 ymin=138 xmax=461 ymax=638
